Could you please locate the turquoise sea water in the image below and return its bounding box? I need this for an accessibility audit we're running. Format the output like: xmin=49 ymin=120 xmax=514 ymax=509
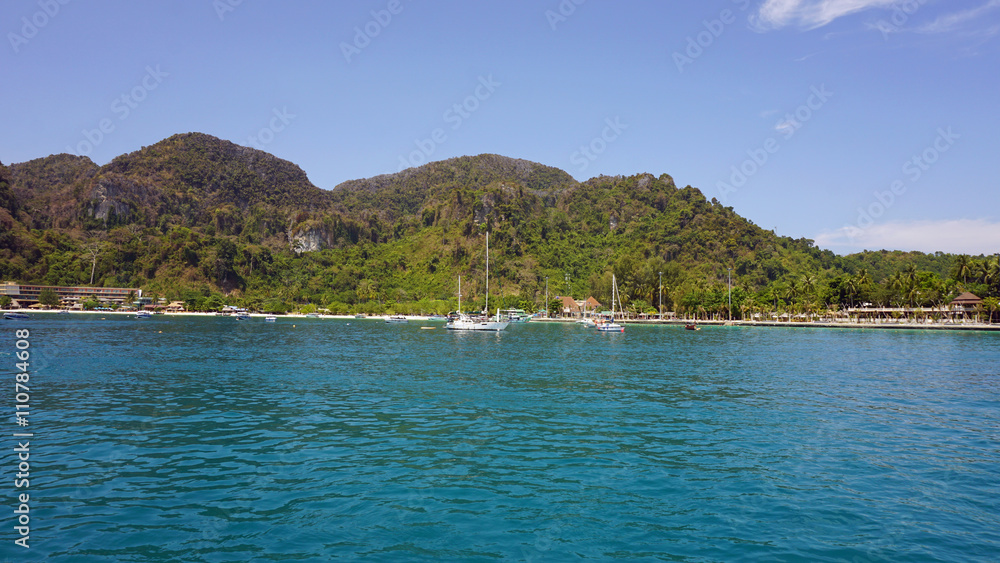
xmin=3 ymin=316 xmax=999 ymax=561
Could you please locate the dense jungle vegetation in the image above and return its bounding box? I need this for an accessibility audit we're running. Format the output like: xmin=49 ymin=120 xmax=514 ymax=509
xmin=1 ymin=133 xmax=996 ymax=318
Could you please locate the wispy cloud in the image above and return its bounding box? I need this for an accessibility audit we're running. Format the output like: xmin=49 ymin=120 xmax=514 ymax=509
xmin=915 ymin=0 xmax=1000 ymax=34
xmin=815 ymin=219 xmax=1000 ymax=255
xmin=752 ymin=0 xmax=897 ymax=30
xmin=774 ymin=118 xmax=797 ymax=134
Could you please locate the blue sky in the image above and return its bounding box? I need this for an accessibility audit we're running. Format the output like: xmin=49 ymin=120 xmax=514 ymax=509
xmin=2 ymin=0 xmax=998 ymax=255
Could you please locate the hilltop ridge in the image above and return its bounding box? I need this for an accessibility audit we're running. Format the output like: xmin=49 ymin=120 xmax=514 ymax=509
xmin=0 ymin=133 xmax=981 ymax=314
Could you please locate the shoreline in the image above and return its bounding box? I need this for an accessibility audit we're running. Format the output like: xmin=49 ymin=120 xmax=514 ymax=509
xmin=6 ymin=309 xmax=998 ymax=332
xmin=533 ymin=317 xmax=1000 ymax=332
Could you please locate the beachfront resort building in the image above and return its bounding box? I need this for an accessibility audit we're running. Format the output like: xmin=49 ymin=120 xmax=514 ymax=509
xmin=554 ymin=296 xmax=604 ymax=318
xmin=842 ymin=292 xmax=990 ymax=324
xmin=0 ymin=281 xmax=141 ymax=308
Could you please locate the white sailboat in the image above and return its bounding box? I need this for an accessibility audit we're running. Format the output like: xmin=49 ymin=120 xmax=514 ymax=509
xmin=447 ymin=232 xmax=509 ymax=332
xmin=596 ymin=273 xmax=625 ymax=333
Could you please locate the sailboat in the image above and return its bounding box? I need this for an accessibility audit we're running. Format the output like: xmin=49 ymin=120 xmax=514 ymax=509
xmin=596 ymin=273 xmax=625 ymax=333
xmin=446 ymin=232 xmax=509 ymax=332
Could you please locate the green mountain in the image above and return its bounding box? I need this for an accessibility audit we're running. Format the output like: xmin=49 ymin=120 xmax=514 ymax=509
xmin=0 ymin=133 xmax=995 ymax=315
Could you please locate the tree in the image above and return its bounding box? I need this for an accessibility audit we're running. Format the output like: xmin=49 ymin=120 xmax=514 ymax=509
xmin=984 ymin=258 xmax=999 ymax=296
xmin=952 ymin=255 xmax=973 ymax=284
xmin=801 ymin=274 xmax=816 ymax=302
xmin=844 ymin=277 xmax=859 ymax=308
xmin=0 ymin=295 xmax=10 ymax=309
xmin=856 ymin=268 xmax=872 ymax=287
xmin=982 ymin=297 xmax=999 ymax=324
xmin=214 ymin=238 xmax=238 ymax=285
xmin=888 ymin=272 xmax=905 ymax=306
xmin=85 ymin=241 xmax=103 ymax=285
xmin=38 ymin=288 xmax=60 ymax=308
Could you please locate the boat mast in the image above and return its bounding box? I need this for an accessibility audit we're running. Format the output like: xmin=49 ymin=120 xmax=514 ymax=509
xmin=458 ymin=276 xmax=462 ymax=314
xmin=485 ymin=232 xmax=489 ymax=315
xmin=612 ymin=273 xmax=620 ymax=321
xmin=612 ymin=274 xmax=617 ymax=320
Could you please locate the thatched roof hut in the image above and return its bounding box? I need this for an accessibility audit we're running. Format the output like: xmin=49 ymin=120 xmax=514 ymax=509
xmin=950 ymin=292 xmax=982 ymax=309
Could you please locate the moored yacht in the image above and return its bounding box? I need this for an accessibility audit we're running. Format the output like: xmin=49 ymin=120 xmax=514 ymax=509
xmin=596 ymin=274 xmax=624 ymax=333
xmin=446 ymin=233 xmax=509 ymax=332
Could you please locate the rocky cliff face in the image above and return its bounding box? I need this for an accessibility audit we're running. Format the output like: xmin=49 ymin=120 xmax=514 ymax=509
xmin=288 ymin=226 xmax=329 ymax=253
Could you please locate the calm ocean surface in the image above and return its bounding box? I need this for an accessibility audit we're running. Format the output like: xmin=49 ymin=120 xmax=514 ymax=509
xmin=4 ymin=315 xmax=999 ymax=561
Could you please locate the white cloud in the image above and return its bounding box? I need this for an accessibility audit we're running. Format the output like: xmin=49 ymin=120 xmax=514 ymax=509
xmin=774 ymin=118 xmax=797 ymax=133
xmin=814 ymin=219 xmax=1000 ymax=255
xmin=753 ymin=0 xmax=897 ymax=30
xmin=916 ymin=0 xmax=1000 ymax=34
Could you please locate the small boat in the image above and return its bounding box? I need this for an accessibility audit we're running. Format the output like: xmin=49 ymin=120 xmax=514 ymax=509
xmin=685 ymin=324 xmax=700 ymax=331
xmin=385 ymin=315 xmax=408 ymax=323
xmin=305 ymin=313 xmax=319 ymax=318
xmin=426 ymin=315 xmax=448 ymax=321
xmin=595 ymin=319 xmax=624 ymax=332
xmin=420 ymin=326 xmax=436 ymax=330
xmin=232 ymin=308 xmax=251 ymax=321
xmin=135 ymin=311 xmax=152 ymax=319
xmin=596 ymin=274 xmax=624 ymax=333
xmin=264 ymin=315 xmax=277 ymax=322
xmin=56 ymin=309 xmax=70 ymax=315
xmin=354 ymin=314 xmax=366 ymax=319
xmin=3 ymin=312 xmax=29 ymax=320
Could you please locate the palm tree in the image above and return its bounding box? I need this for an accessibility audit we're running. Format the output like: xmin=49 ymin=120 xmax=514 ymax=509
xmin=973 ymin=259 xmax=991 ymax=285
xmin=985 ymin=258 xmax=1000 ymax=292
xmin=856 ymin=268 xmax=872 ymax=287
xmin=973 ymin=303 xmax=985 ymax=324
xmin=952 ymin=255 xmax=973 ymax=284
xmin=784 ymin=280 xmax=799 ymax=308
xmin=982 ymin=297 xmax=999 ymax=324
xmin=800 ymin=274 xmax=816 ymax=305
xmin=844 ymin=277 xmax=859 ymax=308
xmin=887 ymin=272 xmax=906 ymax=307
xmin=852 ymin=269 xmax=872 ymax=309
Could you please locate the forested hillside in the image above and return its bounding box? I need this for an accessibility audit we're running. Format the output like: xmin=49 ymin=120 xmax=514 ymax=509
xmin=0 ymin=133 xmax=996 ymax=317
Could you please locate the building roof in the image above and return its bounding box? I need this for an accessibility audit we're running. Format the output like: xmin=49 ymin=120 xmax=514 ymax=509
xmin=584 ymin=296 xmax=602 ymax=309
xmin=558 ymin=296 xmax=580 ymax=313
xmin=950 ymin=292 xmax=982 ymax=306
